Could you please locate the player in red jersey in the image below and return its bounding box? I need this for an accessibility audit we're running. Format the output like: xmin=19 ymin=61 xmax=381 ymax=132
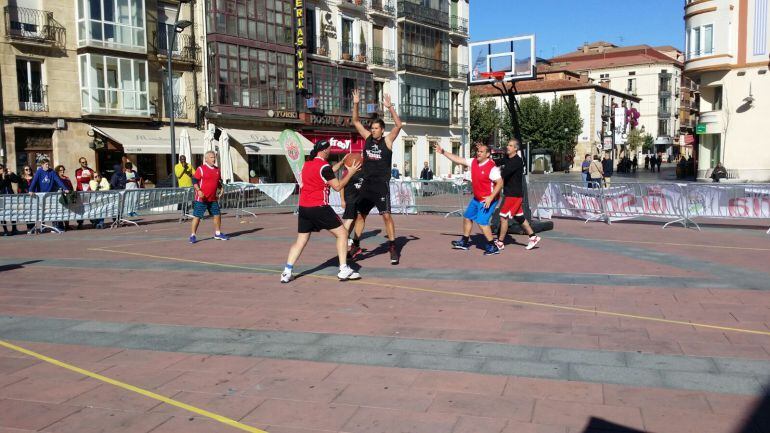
xmin=281 ymin=140 xmax=363 ymax=283
xmin=434 ymin=142 xmax=504 ymax=255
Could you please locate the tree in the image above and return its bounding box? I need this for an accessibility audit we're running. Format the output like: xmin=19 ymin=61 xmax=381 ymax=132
xmin=626 ymin=128 xmax=644 ymax=154
xmin=642 ymin=133 xmax=654 ymax=154
xmin=548 ymin=97 xmax=582 ymax=161
xmin=470 ymin=93 xmax=500 ymax=145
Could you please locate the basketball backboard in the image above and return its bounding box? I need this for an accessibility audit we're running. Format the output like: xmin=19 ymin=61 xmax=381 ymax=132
xmin=468 ymin=35 xmax=536 ymax=85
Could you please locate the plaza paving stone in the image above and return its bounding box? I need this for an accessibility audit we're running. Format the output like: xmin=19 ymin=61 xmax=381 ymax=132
xmin=1 ymin=213 xmax=769 ymax=433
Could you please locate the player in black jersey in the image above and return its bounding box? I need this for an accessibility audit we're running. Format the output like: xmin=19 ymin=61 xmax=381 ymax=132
xmin=351 ymin=89 xmax=403 ymax=264
xmin=496 ymin=139 xmax=541 ymax=251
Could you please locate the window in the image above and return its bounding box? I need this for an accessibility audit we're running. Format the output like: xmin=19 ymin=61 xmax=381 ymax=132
xmin=248 ymin=154 xmax=276 ymax=182
xmin=341 ymin=17 xmax=353 ymax=57
xmin=77 ymin=0 xmax=146 ymax=51
xmin=206 ymin=0 xmax=292 ymax=45
xmin=207 ymin=42 xmax=295 ymax=110
xmin=628 ymin=71 xmax=636 ymax=76
xmin=399 ymin=22 xmax=449 ymax=75
xmin=78 ymin=54 xmax=149 ymax=115
xmin=399 ymin=75 xmax=449 ymax=123
xmin=713 ymin=85 xmax=723 ymax=110
xmin=687 ymin=24 xmax=714 ymax=59
xmin=658 ymin=119 xmax=669 ymax=137
xmin=429 ymin=140 xmax=438 ymax=175
xmin=404 ymin=140 xmax=414 ymax=178
xmin=307 ymin=8 xmax=317 ymax=54
xmin=627 ymin=78 xmax=636 ymax=94
xmin=599 ymin=73 xmax=609 ymax=79
xmin=561 ymin=94 xmax=576 ymax=102
xmin=754 ymin=0 xmax=768 ymax=55
xmin=451 ymin=141 xmax=461 ymax=173
xmin=16 ymin=59 xmax=45 ymax=111
xmin=305 ymin=62 xmax=374 ymax=115
xmin=659 ymin=97 xmax=670 ymax=112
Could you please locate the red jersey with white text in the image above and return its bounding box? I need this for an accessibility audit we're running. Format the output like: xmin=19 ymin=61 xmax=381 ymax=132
xmin=299 ymin=157 xmax=336 ymax=207
xmin=193 ymin=163 xmax=221 ymax=202
xmin=467 ymin=157 xmax=502 ymax=201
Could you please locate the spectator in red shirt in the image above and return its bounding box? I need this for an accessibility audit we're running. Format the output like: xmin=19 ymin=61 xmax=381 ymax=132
xmin=189 ymin=150 xmax=229 ymax=243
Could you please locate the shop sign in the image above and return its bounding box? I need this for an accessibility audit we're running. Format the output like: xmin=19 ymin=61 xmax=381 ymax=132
xmin=310 ymin=114 xmax=372 ymax=128
xmin=294 ymin=0 xmax=306 ymax=91
xmin=268 ymin=110 xmax=299 ymax=119
xmin=696 ymin=123 xmax=707 ymax=134
xmin=322 ymin=13 xmax=337 ymax=38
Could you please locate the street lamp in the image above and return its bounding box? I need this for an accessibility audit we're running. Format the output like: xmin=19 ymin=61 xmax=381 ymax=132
xmin=166 ymin=0 xmax=192 ymax=188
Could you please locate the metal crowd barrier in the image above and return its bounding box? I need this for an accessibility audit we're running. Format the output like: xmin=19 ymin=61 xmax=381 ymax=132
xmin=118 ymin=188 xmax=194 ymax=227
xmin=3 ymin=180 xmax=768 ymax=234
xmin=528 ymin=181 xmax=770 ymax=232
xmin=39 ymin=191 xmax=123 ymax=233
xmin=0 ymin=194 xmax=39 ymax=232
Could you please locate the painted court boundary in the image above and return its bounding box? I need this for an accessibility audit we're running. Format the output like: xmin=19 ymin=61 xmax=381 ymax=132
xmin=89 ymin=247 xmax=770 ymax=337
xmin=0 ymin=339 xmax=268 ymax=433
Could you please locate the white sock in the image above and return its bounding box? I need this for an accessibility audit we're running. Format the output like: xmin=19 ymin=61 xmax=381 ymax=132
xmin=215 ymin=231 xmax=221 ymax=235
xmin=340 ymin=264 xmax=348 ymax=271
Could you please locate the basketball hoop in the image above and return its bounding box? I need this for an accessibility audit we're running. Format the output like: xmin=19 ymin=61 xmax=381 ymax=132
xmin=479 ymin=71 xmax=507 ymax=82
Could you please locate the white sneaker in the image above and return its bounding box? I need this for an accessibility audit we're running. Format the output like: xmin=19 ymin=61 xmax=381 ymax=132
xmin=337 ymin=266 xmax=361 ymax=281
xmin=526 ymin=236 xmax=541 ymax=250
xmin=494 ymin=239 xmax=505 ymax=250
xmin=280 ymin=270 xmax=292 ymax=283
xmin=347 ymin=238 xmax=354 ymax=247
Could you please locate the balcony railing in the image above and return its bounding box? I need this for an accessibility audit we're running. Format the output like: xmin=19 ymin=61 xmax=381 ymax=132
xmin=658 ymin=107 xmax=672 ymax=118
xmin=368 ymin=0 xmax=395 ymax=17
xmin=338 ymin=0 xmax=366 ymax=12
xmin=168 ymin=95 xmax=187 ymax=118
xmin=18 ymin=84 xmax=48 ymax=112
xmin=601 ymin=105 xmax=611 ymax=118
xmin=397 ymin=0 xmax=449 ymax=28
xmin=400 ymin=103 xmax=449 ymax=124
xmin=449 ymin=16 xmax=468 ymax=36
xmin=154 ymin=29 xmax=199 ymax=63
xmin=4 ymin=6 xmax=65 ymax=46
xmin=340 ymin=42 xmax=368 ymax=63
xmin=399 ymin=53 xmax=449 ymax=76
xmin=450 ymin=64 xmax=468 ymax=80
xmin=369 ymin=47 xmax=396 ymax=68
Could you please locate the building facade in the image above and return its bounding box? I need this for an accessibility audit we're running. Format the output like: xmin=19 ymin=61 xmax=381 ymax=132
xmin=472 ymin=70 xmax=640 ymax=167
xmin=684 ymin=0 xmax=770 ymax=181
xmin=547 ymin=42 xmax=686 ymax=157
xmin=2 ymin=0 xmax=204 ymax=185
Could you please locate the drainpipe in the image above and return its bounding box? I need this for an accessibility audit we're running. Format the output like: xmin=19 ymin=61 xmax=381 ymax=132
xmin=191 ymin=0 xmax=201 ymax=129
xmin=0 ymin=59 xmax=6 ymax=165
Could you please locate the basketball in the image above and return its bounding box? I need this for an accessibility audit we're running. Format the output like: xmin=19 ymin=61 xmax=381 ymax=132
xmin=345 ymin=153 xmax=363 ymax=167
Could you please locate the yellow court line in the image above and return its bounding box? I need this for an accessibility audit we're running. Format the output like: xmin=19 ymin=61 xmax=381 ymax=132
xmin=0 ymin=340 xmax=268 ymax=433
xmin=90 ymin=247 xmax=770 ymax=337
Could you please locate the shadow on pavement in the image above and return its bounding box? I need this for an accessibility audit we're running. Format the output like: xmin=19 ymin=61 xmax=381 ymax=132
xmin=226 ymin=227 xmax=263 ymax=238
xmin=579 ymin=418 xmax=645 ymax=433
xmin=0 ymin=260 xmax=42 ymax=273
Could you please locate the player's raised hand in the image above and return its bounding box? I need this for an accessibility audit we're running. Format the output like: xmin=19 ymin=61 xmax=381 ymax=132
xmin=383 ymin=94 xmax=392 ymax=109
xmin=352 ymin=89 xmax=360 ymax=104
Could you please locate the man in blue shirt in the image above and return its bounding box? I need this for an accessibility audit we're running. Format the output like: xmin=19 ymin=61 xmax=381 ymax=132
xmin=390 ymin=164 xmax=400 ymax=179
xmin=28 ymin=159 xmax=69 ymax=194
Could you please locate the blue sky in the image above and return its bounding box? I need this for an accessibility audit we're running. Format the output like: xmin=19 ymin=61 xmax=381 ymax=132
xmin=469 ymin=0 xmax=685 ymax=58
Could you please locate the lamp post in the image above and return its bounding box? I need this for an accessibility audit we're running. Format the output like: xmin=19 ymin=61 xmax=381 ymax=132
xmin=166 ymin=0 xmax=192 ymax=188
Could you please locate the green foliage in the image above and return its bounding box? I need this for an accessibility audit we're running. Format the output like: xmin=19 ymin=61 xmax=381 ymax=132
xmin=501 ymin=96 xmax=582 ymax=159
xmin=642 ymin=133 xmax=655 ymax=154
xmin=470 ymin=93 xmax=501 ymax=144
xmin=626 ymin=128 xmax=644 ymax=153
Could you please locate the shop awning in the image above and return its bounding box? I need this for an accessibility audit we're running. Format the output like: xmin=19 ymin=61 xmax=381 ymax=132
xmin=682 ymin=134 xmax=695 ymax=146
xmin=92 ymin=126 xmax=205 ymax=154
xmin=225 ymin=128 xmax=315 ymax=156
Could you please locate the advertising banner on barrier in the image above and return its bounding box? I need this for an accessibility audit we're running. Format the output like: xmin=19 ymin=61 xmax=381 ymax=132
xmin=684 ymin=185 xmax=770 ymax=219
xmin=329 ymin=182 xmax=417 ymax=215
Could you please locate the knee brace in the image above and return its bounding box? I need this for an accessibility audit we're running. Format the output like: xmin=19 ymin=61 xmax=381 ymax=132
xmin=513 ymin=214 xmax=527 ymax=225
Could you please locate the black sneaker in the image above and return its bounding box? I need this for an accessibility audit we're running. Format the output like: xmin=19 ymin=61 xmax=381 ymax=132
xmin=451 ymin=239 xmax=471 ymax=250
xmin=389 ymin=244 xmax=399 ymax=265
xmin=348 ymin=245 xmax=363 ymax=261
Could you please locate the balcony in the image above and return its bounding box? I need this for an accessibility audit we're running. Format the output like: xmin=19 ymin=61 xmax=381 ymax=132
xmin=154 ymin=29 xmax=200 ymax=64
xmin=658 ymin=107 xmax=672 ymax=118
xmin=338 ymin=0 xmax=366 ymax=13
xmin=4 ymin=6 xmax=65 ymax=47
xmin=18 ymin=85 xmax=48 ymax=112
xmin=449 ymin=16 xmax=468 ymax=37
xmin=369 ymin=47 xmax=396 ymax=69
xmin=339 ymin=42 xmax=368 ymax=64
xmin=399 ymin=53 xmax=449 ymax=77
xmin=368 ymin=0 xmax=395 ymax=18
xmin=166 ymin=95 xmax=187 ymax=119
xmin=400 ymin=103 xmax=449 ymax=124
xmin=601 ymin=105 xmax=611 ymax=118
xmin=397 ymin=0 xmax=448 ymax=29
xmin=450 ymin=64 xmax=468 ymax=81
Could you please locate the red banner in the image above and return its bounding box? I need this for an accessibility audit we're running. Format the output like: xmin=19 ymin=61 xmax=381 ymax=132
xmin=303 ymin=132 xmax=365 ymax=154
